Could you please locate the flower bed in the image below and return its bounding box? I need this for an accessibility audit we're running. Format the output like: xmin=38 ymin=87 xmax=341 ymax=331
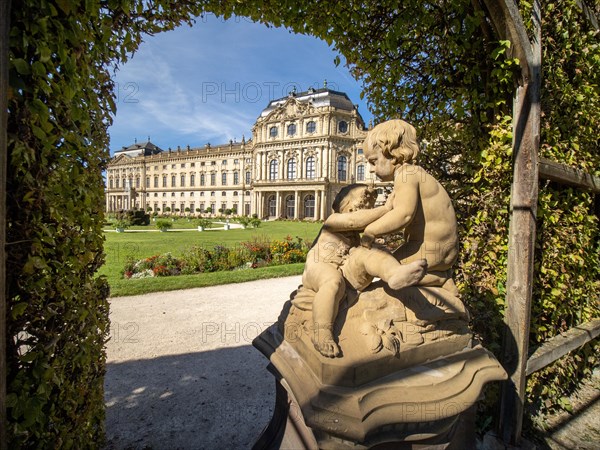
xmin=122 ymin=235 xmax=310 ymax=279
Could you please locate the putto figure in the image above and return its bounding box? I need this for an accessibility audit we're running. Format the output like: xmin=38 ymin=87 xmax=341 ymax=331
xmin=302 ymin=184 xmax=427 ymax=358
xmin=362 ymin=119 xmax=459 ymax=293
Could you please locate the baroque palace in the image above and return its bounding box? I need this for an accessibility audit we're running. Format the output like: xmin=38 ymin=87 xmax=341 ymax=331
xmin=105 ymin=87 xmax=376 ymax=220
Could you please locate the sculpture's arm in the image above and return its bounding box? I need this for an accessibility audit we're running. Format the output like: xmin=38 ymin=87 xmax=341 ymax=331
xmin=361 ymin=180 xmax=419 ymax=247
xmin=323 ymin=205 xmax=390 ymax=232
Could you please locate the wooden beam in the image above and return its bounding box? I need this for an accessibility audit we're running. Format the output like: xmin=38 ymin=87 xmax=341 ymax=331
xmin=496 ymin=0 xmax=542 ymax=445
xmin=481 ymin=0 xmax=536 ymax=81
xmin=539 ymin=157 xmax=600 ymax=193
xmin=526 ymin=319 xmax=600 ymax=376
xmin=0 ymin=1 xmax=10 ymax=449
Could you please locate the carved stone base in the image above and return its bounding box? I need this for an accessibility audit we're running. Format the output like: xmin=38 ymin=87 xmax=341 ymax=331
xmin=254 ymin=376 xmax=477 ymax=449
xmin=253 ymin=283 xmax=507 ymax=448
xmin=254 ymin=324 xmax=506 ymax=449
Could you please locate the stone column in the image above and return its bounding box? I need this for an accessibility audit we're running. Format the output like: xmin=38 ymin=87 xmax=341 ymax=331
xmin=275 ymin=191 xmax=280 ymax=218
xmin=294 ymin=191 xmax=300 ymax=219
xmin=320 ymin=190 xmax=326 ymax=219
xmin=314 ymin=190 xmax=320 ymax=220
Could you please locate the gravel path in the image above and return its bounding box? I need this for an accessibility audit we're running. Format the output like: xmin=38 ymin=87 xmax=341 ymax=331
xmin=104 ymin=275 xmax=302 ymax=450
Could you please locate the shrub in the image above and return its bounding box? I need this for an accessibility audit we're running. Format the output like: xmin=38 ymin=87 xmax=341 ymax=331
xmin=155 ymin=219 xmax=173 ymax=231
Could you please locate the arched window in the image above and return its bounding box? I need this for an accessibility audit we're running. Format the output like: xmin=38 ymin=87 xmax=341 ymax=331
xmin=287 ymin=123 xmax=297 ymax=136
xmin=287 ymin=158 xmax=297 ymax=180
xmin=304 ymin=195 xmax=315 ymax=218
xmin=357 ymin=164 xmax=365 ymax=181
xmin=162 ymin=176 xmax=167 ymax=187
xmin=233 ymin=171 xmax=239 ymax=185
xmin=306 ymin=121 xmax=316 ymax=133
xmin=286 ymin=195 xmax=295 ymax=219
xmin=222 ymin=172 xmax=227 ymax=186
xmin=338 ymin=120 xmax=348 ymax=133
xmin=269 ymin=160 xmax=278 ymax=180
xmin=268 ymin=195 xmax=276 ymax=217
xmin=305 ymin=156 xmax=315 ymax=179
xmin=210 ymin=172 xmax=216 ymax=185
xmin=190 ymin=174 xmax=195 ymax=186
xmin=109 ymin=179 xmax=113 ymax=189
xmin=146 ymin=177 xmax=150 ymax=188
xmin=269 ymin=126 xmax=278 ymax=138
xmin=134 ymin=177 xmax=139 ymax=188
xmin=245 ymin=171 xmax=251 ymax=185
xmin=115 ymin=178 xmax=120 ymax=188
xmin=337 ymin=155 xmax=348 ymax=181
xmin=171 ymin=175 xmax=176 ymax=187
xmin=180 ymin=174 xmax=185 ymax=187
xmin=154 ymin=176 xmax=158 ymax=188
xmin=200 ymin=173 xmax=205 ymax=186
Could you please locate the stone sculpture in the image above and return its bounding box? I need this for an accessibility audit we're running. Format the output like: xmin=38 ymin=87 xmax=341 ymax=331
xmin=253 ymin=119 xmax=507 ymax=449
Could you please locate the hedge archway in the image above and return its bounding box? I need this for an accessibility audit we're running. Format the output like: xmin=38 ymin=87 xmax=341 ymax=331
xmin=5 ymin=0 xmax=599 ymax=446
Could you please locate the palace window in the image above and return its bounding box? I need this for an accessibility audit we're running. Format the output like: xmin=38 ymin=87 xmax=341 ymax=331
xmin=154 ymin=176 xmax=159 ymax=188
xmin=210 ymin=173 xmax=216 ymax=186
xmin=245 ymin=171 xmax=251 ymax=185
xmin=338 ymin=120 xmax=348 ymax=133
xmin=287 ymin=123 xmax=297 ymax=136
xmin=222 ymin=172 xmax=227 ymax=185
xmin=146 ymin=177 xmax=150 ymax=188
xmin=135 ymin=177 xmax=140 ymax=188
xmin=268 ymin=195 xmax=276 ymax=217
xmin=171 ymin=175 xmax=176 ymax=187
xmin=286 ymin=195 xmax=295 ymax=218
xmin=180 ymin=174 xmax=185 ymax=187
xmin=305 ymin=156 xmax=315 ymax=179
xmin=190 ymin=174 xmax=195 ymax=186
xmin=211 ymin=191 xmax=215 ymax=197
xmin=109 ymin=179 xmax=113 ymax=189
xmin=304 ymin=195 xmax=315 ymax=218
xmin=269 ymin=126 xmax=278 ymax=138
xmin=115 ymin=179 xmax=119 ymax=188
xmin=306 ymin=121 xmax=316 ymax=133
xmin=181 ymin=163 xmax=186 ymax=168
xmin=222 ymin=160 xmax=227 ymax=165
xmin=287 ymin=158 xmax=297 ymax=180
xmin=357 ymin=164 xmax=365 ymax=181
xmin=200 ymin=173 xmax=205 ymax=186
xmin=337 ymin=155 xmax=348 ymax=181
xmin=222 ymin=191 xmax=227 ymax=196
xmin=200 ymin=192 xmax=205 ymax=196
xmin=269 ymin=160 xmax=278 ymax=180
xmin=233 ymin=191 xmax=238 ymax=196
xmin=162 ymin=176 xmax=167 ymax=187
xmin=233 ymin=171 xmax=239 ymax=185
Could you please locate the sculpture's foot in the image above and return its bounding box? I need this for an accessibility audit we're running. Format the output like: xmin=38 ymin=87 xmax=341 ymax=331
xmin=387 ymin=259 xmax=428 ymax=290
xmin=312 ymin=327 xmax=341 ymax=358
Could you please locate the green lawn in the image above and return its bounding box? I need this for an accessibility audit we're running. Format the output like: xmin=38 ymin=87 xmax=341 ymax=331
xmin=99 ymin=220 xmax=321 ymax=297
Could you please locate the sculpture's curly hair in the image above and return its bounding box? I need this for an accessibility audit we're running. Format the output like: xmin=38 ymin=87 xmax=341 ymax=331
xmin=366 ymin=119 xmax=419 ymax=164
xmin=332 ymin=184 xmax=377 ymax=213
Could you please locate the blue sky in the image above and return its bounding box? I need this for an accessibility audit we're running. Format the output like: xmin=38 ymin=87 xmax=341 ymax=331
xmin=107 ymin=14 xmax=373 ymax=155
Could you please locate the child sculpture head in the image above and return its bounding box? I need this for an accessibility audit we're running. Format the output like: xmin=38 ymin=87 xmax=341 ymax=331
xmin=332 ymin=184 xmax=377 ymax=214
xmin=364 ymin=120 xmax=420 ymax=181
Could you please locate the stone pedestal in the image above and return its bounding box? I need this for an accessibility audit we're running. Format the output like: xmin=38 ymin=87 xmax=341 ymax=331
xmin=253 ymin=283 xmax=507 ymax=449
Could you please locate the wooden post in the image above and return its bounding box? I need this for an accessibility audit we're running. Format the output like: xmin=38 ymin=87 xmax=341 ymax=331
xmin=497 ymin=0 xmax=541 ymax=445
xmin=0 ymin=1 xmax=10 ymax=448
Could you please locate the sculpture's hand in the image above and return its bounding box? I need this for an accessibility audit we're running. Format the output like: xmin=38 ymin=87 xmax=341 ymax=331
xmin=361 ymin=231 xmax=375 ymax=249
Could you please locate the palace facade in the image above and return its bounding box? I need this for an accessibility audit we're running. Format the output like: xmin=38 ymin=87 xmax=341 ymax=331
xmin=105 ymin=88 xmax=376 ymax=220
